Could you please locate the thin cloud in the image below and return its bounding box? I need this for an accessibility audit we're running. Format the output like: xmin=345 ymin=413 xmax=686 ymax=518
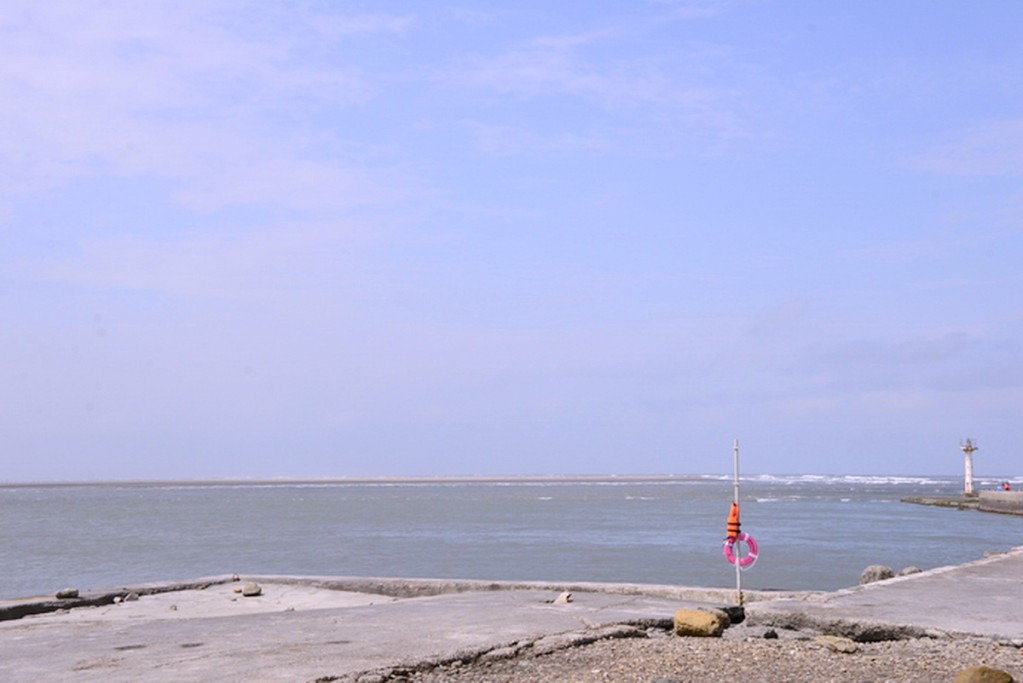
xmin=30 ymin=220 xmax=387 ymax=302
xmin=0 ymin=1 xmax=403 ymax=212
xmin=906 ymin=119 xmax=1023 ymax=177
xmin=308 ymin=13 xmax=414 ymax=37
xmin=804 ymin=331 xmax=1023 ymax=398
xmin=816 ymin=334 xmax=972 ymax=368
xmin=461 ymin=120 xmax=616 ymax=156
xmin=647 ymin=0 xmax=733 ymax=18
xmin=434 ymin=31 xmax=756 ymax=148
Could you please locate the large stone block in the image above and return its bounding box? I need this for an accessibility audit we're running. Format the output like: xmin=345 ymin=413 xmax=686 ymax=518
xmin=953 ymin=665 xmax=1014 ymax=683
xmin=673 ymin=608 xmax=727 ymax=637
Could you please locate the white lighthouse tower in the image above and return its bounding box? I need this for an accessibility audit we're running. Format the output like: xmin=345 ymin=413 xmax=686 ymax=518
xmin=960 ymin=438 xmax=978 ymax=496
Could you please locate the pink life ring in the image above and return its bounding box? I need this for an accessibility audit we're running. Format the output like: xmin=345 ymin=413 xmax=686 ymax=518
xmin=723 ymin=532 xmax=758 ymax=568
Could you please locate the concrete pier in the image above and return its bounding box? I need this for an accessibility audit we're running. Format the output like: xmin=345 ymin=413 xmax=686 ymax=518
xmin=2 ymin=548 xmax=1022 ymax=681
xmin=979 ymin=490 xmax=1023 ymax=516
xmin=900 ymin=495 xmax=979 ymax=510
xmin=902 ymin=490 xmax=1023 ymax=516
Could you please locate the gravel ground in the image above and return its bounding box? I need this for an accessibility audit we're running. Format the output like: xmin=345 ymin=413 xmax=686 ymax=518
xmin=387 ymin=627 xmax=1023 ymax=683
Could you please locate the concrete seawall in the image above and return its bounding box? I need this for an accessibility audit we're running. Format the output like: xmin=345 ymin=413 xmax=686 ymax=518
xmin=3 ymin=549 xmax=1023 ymax=681
xmin=901 ymin=489 xmax=1023 ymax=516
xmin=978 ymin=490 xmax=1023 ymax=516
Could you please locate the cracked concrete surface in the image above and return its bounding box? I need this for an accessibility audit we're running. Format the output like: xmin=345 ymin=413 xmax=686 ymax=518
xmin=2 ymin=550 xmax=1021 ymax=682
xmin=0 ymin=586 xmax=699 ymax=681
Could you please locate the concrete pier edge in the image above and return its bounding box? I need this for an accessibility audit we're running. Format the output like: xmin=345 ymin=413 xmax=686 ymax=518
xmin=0 ymin=574 xmax=815 ymax=623
xmin=746 ymin=544 xmax=1023 ymax=645
xmin=3 ymin=549 xmax=1022 ymax=680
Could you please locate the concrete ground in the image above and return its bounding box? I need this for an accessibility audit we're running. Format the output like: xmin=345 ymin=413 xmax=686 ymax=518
xmin=0 ymin=585 xmax=709 ymax=682
xmin=746 ymin=546 xmax=1023 ymax=643
xmin=1 ymin=546 xmax=1021 ymax=682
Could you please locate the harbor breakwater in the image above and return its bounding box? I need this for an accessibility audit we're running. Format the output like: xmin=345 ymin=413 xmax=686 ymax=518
xmin=902 ymin=490 xmax=1023 ymax=516
xmin=979 ymin=490 xmax=1023 ymax=516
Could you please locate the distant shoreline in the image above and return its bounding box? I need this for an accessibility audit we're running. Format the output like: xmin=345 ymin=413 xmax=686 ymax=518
xmin=0 ymin=473 xmax=998 ymax=489
xmin=0 ymin=474 xmax=715 ymax=489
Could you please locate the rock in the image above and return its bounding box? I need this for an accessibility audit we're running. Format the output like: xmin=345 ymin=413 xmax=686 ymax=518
xmin=673 ymin=608 xmax=727 ymax=637
xmin=954 ymin=665 xmax=1014 ymax=683
xmin=55 ymin=588 xmax=79 ymax=599
xmin=241 ymin=582 xmax=262 ymax=597
xmin=113 ymin=596 xmax=123 ymax=604
xmin=859 ymin=565 xmax=894 ymax=584
xmin=233 ymin=586 xmax=243 ymax=593
xmin=124 ymin=592 xmax=139 ymax=602
xmin=897 ymin=566 xmax=922 ymax=576
xmin=815 ymin=635 xmax=859 ymax=653
xmin=983 ymin=550 xmax=1007 ymax=558
xmin=719 ymin=604 xmax=745 ymax=624
xmin=552 ymin=591 xmax=572 ymax=604
xmin=231 ymin=573 xmax=240 ymax=581
xmin=169 ymin=605 xmax=177 ymax=611
xmin=355 ymin=675 xmax=387 ymax=683
xmin=763 ymin=629 xmax=778 ymax=639
xmin=697 ymin=606 xmax=731 ymax=625
xmin=695 ymin=605 xmax=744 ymax=625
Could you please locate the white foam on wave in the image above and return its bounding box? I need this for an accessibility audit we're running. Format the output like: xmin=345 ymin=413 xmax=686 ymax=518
xmin=744 ymin=474 xmax=951 ymax=486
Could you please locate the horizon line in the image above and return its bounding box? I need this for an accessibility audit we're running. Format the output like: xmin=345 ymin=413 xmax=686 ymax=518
xmin=0 ymin=472 xmax=979 ymax=489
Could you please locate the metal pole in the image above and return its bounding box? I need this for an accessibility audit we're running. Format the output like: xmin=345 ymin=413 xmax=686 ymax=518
xmin=733 ymin=439 xmax=743 ymax=605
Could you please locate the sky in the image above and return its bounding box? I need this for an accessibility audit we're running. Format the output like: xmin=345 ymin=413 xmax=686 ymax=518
xmin=2 ymin=1 xmax=1021 ymax=481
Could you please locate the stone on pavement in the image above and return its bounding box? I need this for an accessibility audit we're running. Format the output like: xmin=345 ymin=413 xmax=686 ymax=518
xmin=241 ymin=582 xmax=262 ymax=597
xmin=859 ymin=565 xmax=894 ymax=584
xmin=674 ymin=608 xmax=727 ymax=637
xmin=697 ymin=606 xmax=731 ymax=625
xmin=815 ymin=635 xmax=859 ymax=653
xmin=954 ymin=665 xmax=1015 ymax=683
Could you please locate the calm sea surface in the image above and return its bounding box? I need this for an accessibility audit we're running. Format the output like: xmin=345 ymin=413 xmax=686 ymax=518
xmin=2 ymin=475 xmax=1021 ymax=600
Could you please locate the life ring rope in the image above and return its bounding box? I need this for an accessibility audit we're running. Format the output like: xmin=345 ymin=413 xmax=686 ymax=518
xmin=723 ymin=531 xmax=758 ymax=569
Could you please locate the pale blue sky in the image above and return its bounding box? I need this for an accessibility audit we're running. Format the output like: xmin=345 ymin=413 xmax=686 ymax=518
xmin=2 ymin=1 xmax=1021 ymax=480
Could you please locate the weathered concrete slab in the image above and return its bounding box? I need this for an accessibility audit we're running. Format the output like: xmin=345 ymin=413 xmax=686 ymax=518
xmin=901 ymin=495 xmax=979 ymax=510
xmin=747 ymin=545 xmax=1023 ymax=643
xmin=902 ymin=491 xmax=1023 ymax=516
xmin=0 ymin=574 xmax=806 ymax=623
xmin=3 ymin=548 xmax=1022 ymax=681
xmin=979 ymin=490 xmax=1023 ymax=516
xmin=0 ymin=586 xmax=704 ymax=682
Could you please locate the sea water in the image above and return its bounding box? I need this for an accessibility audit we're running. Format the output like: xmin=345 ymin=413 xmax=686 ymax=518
xmin=2 ymin=475 xmax=1021 ymax=600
